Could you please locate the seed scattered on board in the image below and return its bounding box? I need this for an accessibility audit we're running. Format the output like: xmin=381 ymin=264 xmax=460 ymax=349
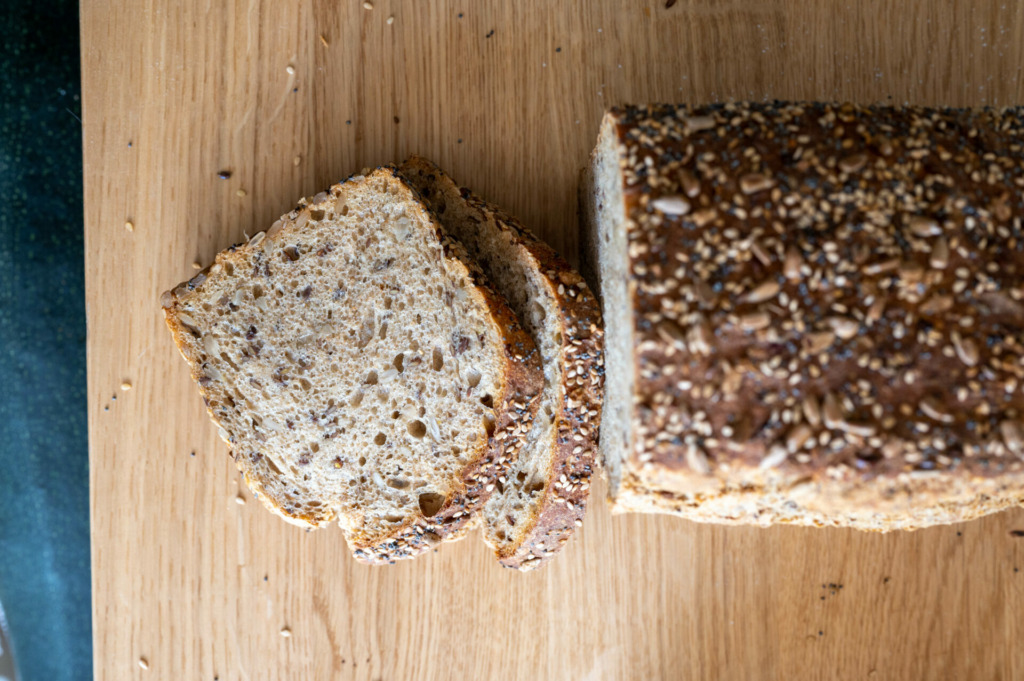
xmin=191 ymin=261 xmax=202 ymax=270
xmin=236 ymin=188 xmax=247 ymax=197
xmin=387 ymin=15 xmax=394 ymax=25
xmin=319 ymin=34 xmax=329 ymax=46
xmin=236 ymin=494 xmax=246 ymax=505
xmin=138 ymin=657 xmax=149 ymax=670
xmin=124 ymin=220 xmax=134 ymax=232
xmin=280 ymin=626 xmax=292 ymax=638
xmin=285 ymin=65 xmax=295 ymax=75
xmin=120 ymin=381 xmax=132 ymax=391
xmin=363 ymin=0 xmax=373 ymax=9
xmin=293 ymin=155 xmax=302 ymax=166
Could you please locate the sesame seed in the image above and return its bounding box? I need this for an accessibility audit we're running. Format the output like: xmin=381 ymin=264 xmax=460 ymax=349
xmin=280 ymin=627 xmax=292 ymax=637
xmin=120 ymin=381 xmax=132 ymax=391
xmin=138 ymin=657 xmax=149 ymax=670
xmin=124 ymin=220 xmax=134 ymax=232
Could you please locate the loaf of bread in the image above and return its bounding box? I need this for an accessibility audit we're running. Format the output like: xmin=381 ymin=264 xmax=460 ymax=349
xmin=400 ymin=157 xmax=604 ymax=570
xmin=584 ymin=102 xmax=1024 ymax=530
xmin=163 ymin=167 xmax=542 ymax=563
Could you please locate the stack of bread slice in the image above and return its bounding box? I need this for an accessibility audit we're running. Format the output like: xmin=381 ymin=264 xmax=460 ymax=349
xmin=162 ymin=160 xmax=603 ymax=570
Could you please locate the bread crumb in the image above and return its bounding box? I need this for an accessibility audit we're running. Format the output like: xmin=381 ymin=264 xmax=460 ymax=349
xmin=191 ymin=261 xmax=202 ymax=270
xmin=236 ymin=189 xmax=247 ymax=197
xmin=120 ymin=381 xmax=132 ymax=391
xmin=286 ymin=65 xmax=295 ymax=75
xmin=387 ymin=15 xmax=394 ymax=25
xmin=124 ymin=220 xmax=134 ymax=232
xmin=280 ymin=626 xmax=292 ymax=637
xmin=293 ymin=155 xmax=302 ymax=166
xmin=363 ymin=0 xmax=373 ymax=8
xmin=138 ymin=657 xmax=149 ymax=670
xmin=319 ymin=34 xmax=329 ymax=47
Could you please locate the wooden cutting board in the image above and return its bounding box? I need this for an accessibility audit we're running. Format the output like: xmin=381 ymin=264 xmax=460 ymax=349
xmin=82 ymin=2 xmax=1024 ymax=679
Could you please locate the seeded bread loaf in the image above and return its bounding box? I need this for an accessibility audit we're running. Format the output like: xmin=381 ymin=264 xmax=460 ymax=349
xmin=584 ymin=102 xmax=1024 ymax=530
xmin=162 ymin=167 xmax=542 ymax=563
xmin=399 ymin=156 xmax=604 ymax=570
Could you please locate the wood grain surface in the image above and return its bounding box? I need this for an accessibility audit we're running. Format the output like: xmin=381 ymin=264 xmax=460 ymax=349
xmin=82 ymin=2 xmax=1024 ymax=679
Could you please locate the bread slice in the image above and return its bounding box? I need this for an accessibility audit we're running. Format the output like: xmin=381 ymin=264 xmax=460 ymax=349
xmin=399 ymin=157 xmax=604 ymax=570
xmin=162 ymin=166 xmax=542 ymax=563
xmin=585 ymin=102 xmax=1024 ymax=530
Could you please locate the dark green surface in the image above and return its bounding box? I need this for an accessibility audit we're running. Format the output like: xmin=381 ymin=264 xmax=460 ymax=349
xmin=0 ymin=1 xmax=91 ymax=680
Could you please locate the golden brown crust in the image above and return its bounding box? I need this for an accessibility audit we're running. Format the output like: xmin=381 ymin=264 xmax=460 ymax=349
xmin=600 ymin=102 xmax=1024 ymax=527
xmin=399 ymin=157 xmax=604 ymax=570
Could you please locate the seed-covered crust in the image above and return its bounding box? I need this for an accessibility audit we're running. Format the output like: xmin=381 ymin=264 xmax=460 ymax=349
xmin=597 ymin=102 xmax=1024 ymax=529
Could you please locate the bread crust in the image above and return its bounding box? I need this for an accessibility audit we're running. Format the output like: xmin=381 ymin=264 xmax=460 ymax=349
xmin=593 ymin=102 xmax=1024 ymax=528
xmin=163 ymin=167 xmax=543 ymax=563
xmin=400 ymin=157 xmax=604 ymax=569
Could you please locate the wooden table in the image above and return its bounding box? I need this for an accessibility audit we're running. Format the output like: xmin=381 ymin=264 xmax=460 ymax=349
xmin=82 ymin=2 xmax=1024 ymax=679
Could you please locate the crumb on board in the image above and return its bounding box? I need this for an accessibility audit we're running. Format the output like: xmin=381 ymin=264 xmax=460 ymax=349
xmin=120 ymin=381 xmax=132 ymax=391
xmin=280 ymin=626 xmax=292 ymax=637
xmin=124 ymin=220 xmax=134 ymax=232
xmin=293 ymin=155 xmax=302 ymax=166
xmin=387 ymin=15 xmax=394 ymax=25
xmin=236 ymin=494 xmax=246 ymax=505
xmin=191 ymin=261 xmax=202 ymax=270
xmin=363 ymin=0 xmax=372 ymax=9
xmin=236 ymin=189 xmax=247 ymax=197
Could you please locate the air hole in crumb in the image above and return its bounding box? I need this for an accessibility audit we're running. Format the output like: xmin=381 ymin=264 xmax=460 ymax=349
xmin=358 ymin=456 xmax=367 ymax=466
xmin=310 ymin=209 xmax=325 ymax=221
xmin=388 ymin=478 xmax=408 ymax=489
xmin=432 ymin=347 xmax=444 ymax=371
xmin=480 ymin=394 xmax=493 ymax=408
xmin=466 ymin=369 xmax=481 ymax=388
xmin=299 ymin=378 xmax=312 ymax=391
xmin=283 ymin=246 xmax=300 ymax=262
xmin=496 ymin=479 xmax=505 ymax=494
xmin=516 ymin=471 xmax=527 ymax=484
xmin=385 ymin=514 xmax=404 ymax=523
xmin=379 ymin=322 xmax=388 ymax=339
xmin=374 ymin=433 xmax=387 ymax=445
xmin=365 ymin=371 xmax=378 ymax=385
xmin=495 ymin=529 xmax=506 ymax=541
xmin=340 ymin=204 xmax=349 ymax=216
xmin=393 ymin=353 xmax=405 ymax=372
xmin=527 ymin=479 xmax=545 ymax=494
xmin=391 ymin=410 xmax=400 ymax=419
xmin=415 ymin=313 xmax=422 ymax=324
xmin=418 ymin=492 xmax=445 ymax=517
xmin=418 ymin=405 xmax=426 ymax=417
xmin=384 ymin=296 xmax=393 ymax=310
xmin=408 ymin=420 xmax=426 ymax=438
xmin=483 ymin=413 xmax=496 ymax=437
xmin=224 ymin=263 xmax=234 ymax=276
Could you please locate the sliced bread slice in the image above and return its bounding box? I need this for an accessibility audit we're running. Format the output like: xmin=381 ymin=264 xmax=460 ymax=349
xmin=162 ymin=166 xmax=542 ymax=564
xmin=399 ymin=156 xmax=604 ymax=570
